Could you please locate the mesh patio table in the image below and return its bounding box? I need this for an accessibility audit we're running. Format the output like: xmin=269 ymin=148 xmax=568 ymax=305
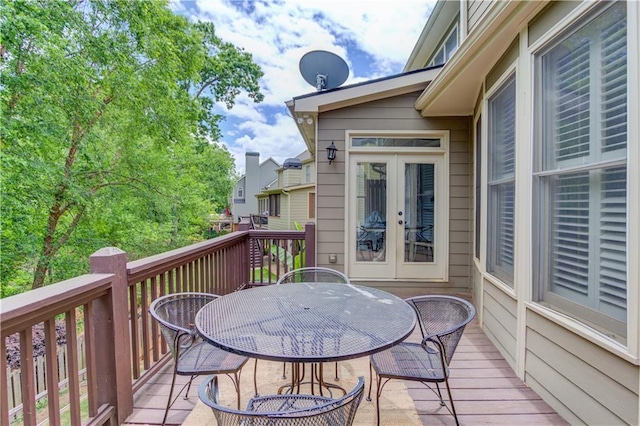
xmin=195 ymin=283 xmax=416 ymax=394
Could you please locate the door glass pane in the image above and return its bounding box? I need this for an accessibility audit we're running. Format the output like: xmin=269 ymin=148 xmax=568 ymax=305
xmin=355 ymin=162 xmax=387 ymax=262
xmin=404 ymin=163 xmax=434 ymax=262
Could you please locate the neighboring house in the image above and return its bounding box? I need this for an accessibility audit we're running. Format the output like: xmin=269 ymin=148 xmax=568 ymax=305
xmin=257 ymin=150 xmax=316 ymax=230
xmin=287 ymin=1 xmax=639 ymax=425
xmin=231 ymin=152 xmax=280 ymax=224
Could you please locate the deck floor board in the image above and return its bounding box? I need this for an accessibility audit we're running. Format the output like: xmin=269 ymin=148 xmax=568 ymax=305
xmin=125 ymin=319 xmax=567 ymax=425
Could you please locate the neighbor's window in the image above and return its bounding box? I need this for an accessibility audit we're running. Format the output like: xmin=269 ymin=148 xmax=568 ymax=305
xmin=259 ymin=198 xmax=267 ymax=215
xmin=237 ymin=187 xmax=244 ymax=199
xmin=533 ymin=2 xmax=627 ymax=340
xmin=487 ymin=73 xmax=516 ymax=287
xmin=305 ymin=165 xmax=311 ymax=183
xmin=308 ymin=192 xmax=315 ymax=219
xmin=269 ymin=194 xmax=280 ymax=217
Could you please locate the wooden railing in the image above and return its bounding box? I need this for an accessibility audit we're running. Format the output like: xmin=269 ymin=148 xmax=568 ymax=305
xmin=0 ymin=223 xmax=315 ymax=426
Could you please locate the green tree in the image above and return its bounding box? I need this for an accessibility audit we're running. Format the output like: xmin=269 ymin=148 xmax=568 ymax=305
xmin=1 ymin=0 xmax=263 ymax=290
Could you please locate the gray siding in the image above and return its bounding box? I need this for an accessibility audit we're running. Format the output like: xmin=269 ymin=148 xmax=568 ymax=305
xmin=482 ymin=280 xmax=517 ymax=369
xmin=526 ymin=312 xmax=639 ymax=425
xmin=315 ymin=91 xmax=472 ymax=293
xmin=467 ymin=0 xmax=493 ymax=32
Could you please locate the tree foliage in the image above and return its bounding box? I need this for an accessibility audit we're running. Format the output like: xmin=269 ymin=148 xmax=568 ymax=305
xmin=0 ymin=0 xmax=263 ymax=292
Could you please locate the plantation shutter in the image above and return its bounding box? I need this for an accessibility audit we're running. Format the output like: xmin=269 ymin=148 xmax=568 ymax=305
xmin=488 ymin=75 xmax=516 ymax=283
xmin=540 ymin=2 xmax=627 ymax=325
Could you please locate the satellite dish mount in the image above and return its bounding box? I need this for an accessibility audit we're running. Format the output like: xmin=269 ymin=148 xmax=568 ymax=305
xmin=299 ymin=50 xmax=349 ymax=92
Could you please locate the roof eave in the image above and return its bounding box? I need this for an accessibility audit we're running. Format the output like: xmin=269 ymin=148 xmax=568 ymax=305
xmin=415 ymin=0 xmax=549 ymax=116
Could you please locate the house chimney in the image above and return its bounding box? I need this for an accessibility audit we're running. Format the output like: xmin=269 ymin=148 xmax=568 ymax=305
xmin=245 ymin=152 xmax=260 ymax=215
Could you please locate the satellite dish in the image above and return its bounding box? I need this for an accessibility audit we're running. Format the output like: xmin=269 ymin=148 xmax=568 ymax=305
xmin=299 ymin=50 xmax=349 ymax=91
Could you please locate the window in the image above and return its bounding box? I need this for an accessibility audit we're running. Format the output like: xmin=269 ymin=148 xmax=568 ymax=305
xmin=237 ymin=187 xmax=243 ymax=199
xmin=533 ymin=3 xmax=627 ymax=339
xmin=429 ymin=25 xmax=458 ymax=66
xmin=487 ymin=74 xmax=516 ymax=286
xmin=268 ymin=194 xmax=280 ymax=217
xmin=305 ymin=165 xmax=311 ymax=183
xmin=308 ymin=192 xmax=315 ymax=219
xmin=258 ymin=198 xmax=267 ymax=215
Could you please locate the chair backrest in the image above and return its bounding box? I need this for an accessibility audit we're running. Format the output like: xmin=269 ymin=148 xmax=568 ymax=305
xmin=276 ymin=267 xmax=349 ymax=284
xmin=199 ymin=375 xmax=365 ymax=426
xmin=149 ymin=292 xmax=218 ymax=358
xmin=406 ymin=295 xmax=476 ymax=365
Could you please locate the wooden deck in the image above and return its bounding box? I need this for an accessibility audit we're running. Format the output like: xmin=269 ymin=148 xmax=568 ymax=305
xmin=124 ymin=320 xmax=568 ymax=425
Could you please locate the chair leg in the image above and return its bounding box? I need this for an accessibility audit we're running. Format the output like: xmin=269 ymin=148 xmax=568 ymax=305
xmin=334 ymin=362 xmax=339 ymax=381
xmin=232 ymin=371 xmax=242 ymax=410
xmin=435 ymin=382 xmax=445 ymax=406
xmin=443 ymin=378 xmax=460 ymax=426
xmin=162 ymin=369 xmax=178 ymax=426
xmin=183 ymin=374 xmax=196 ymax=399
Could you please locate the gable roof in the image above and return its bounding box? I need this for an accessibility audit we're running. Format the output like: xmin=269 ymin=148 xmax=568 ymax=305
xmin=287 ymin=66 xmax=441 ymax=154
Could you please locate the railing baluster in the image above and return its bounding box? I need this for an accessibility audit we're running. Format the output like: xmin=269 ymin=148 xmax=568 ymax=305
xmin=44 ymin=320 xmax=61 ymax=426
xmin=1 ymin=337 xmax=8 ymax=425
xmin=20 ymin=327 xmax=36 ymax=426
xmin=141 ymin=280 xmax=150 ymax=371
xmin=65 ymin=309 xmax=81 ymax=426
xmin=151 ymin=276 xmax=160 ymax=362
xmin=129 ymin=284 xmax=140 ymax=379
xmin=83 ymin=301 xmax=98 ymax=418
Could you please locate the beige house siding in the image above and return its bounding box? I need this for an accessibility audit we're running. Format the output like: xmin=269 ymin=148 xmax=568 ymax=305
xmin=467 ymin=0 xmax=493 ymax=32
xmin=464 ymin=2 xmax=639 ymax=424
xmin=315 ymin=91 xmax=472 ymax=294
xmin=267 ymin=187 xmax=315 ymax=231
xmin=525 ymin=313 xmax=639 ymax=425
xmin=482 ymin=280 xmax=517 ymax=369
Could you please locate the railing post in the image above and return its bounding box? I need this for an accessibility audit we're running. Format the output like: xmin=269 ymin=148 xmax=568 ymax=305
xmin=238 ymin=221 xmax=251 ymax=287
xmin=89 ymin=247 xmax=133 ymax=424
xmin=305 ymin=222 xmax=316 ymax=267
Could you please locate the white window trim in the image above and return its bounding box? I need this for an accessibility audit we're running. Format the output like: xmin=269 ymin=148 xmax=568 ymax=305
xmin=526 ymin=0 xmax=639 ymax=359
xmin=344 ymin=130 xmax=450 ymax=281
xmin=484 ymin=64 xmax=518 ymax=294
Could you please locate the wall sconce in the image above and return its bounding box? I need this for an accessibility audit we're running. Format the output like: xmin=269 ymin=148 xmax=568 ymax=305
xmin=326 ymin=142 xmax=337 ymax=164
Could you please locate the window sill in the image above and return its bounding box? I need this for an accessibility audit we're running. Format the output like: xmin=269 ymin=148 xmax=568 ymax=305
xmin=525 ymin=302 xmax=638 ymax=365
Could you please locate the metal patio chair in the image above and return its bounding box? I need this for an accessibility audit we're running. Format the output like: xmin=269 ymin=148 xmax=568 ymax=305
xmin=149 ymin=292 xmax=251 ymax=425
xmin=277 ymin=267 xmax=349 ymax=383
xmin=367 ymin=295 xmax=476 ymax=426
xmin=276 ymin=266 xmax=350 ymax=284
xmin=199 ymin=375 xmax=365 ymax=426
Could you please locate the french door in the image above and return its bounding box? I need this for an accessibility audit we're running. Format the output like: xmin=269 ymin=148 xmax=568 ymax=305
xmin=348 ymin=154 xmax=448 ymax=280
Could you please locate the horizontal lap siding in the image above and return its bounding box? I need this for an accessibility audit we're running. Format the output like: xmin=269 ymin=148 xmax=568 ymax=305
xmin=525 ymin=312 xmax=639 ymax=425
xmin=482 ymin=280 xmax=517 ymax=369
xmin=468 ymin=0 xmax=494 ymax=32
xmin=316 ymin=91 xmax=472 ymax=293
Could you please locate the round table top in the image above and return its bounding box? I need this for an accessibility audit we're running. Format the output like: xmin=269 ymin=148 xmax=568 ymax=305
xmin=195 ymin=283 xmax=416 ymax=363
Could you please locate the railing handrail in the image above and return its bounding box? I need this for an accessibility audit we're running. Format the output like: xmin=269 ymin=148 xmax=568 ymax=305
xmin=126 ymin=231 xmax=250 ymax=282
xmin=0 ymin=274 xmax=114 ymax=336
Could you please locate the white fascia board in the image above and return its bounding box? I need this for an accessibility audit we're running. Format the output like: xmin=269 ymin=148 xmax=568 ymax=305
xmin=415 ymin=0 xmax=548 ymax=116
xmin=290 ymin=68 xmax=439 ymax=114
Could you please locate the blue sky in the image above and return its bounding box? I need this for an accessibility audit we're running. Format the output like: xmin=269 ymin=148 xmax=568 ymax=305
xmin=171 ymin=0 xmax=436 ymax=174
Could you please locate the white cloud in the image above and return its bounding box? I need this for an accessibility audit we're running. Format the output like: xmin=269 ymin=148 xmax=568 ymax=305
xmin=173 ymin=0 xmax=435 ymax=172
